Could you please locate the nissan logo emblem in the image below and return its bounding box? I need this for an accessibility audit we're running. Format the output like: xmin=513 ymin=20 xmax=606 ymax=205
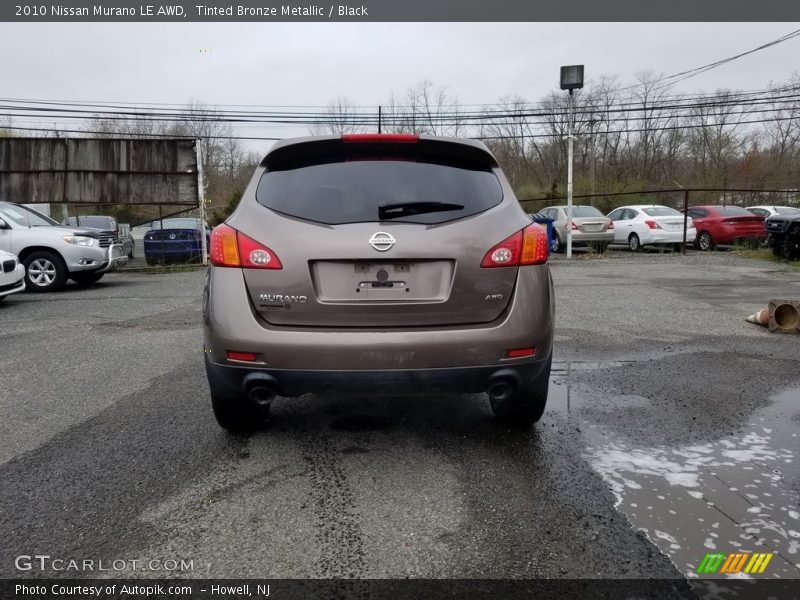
xmin=369 ymin=231 xmax=395 ymax=252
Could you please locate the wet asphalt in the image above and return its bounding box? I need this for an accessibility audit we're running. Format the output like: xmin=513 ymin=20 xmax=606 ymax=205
xmin=0 ymin=251 xmax=798 ymax=587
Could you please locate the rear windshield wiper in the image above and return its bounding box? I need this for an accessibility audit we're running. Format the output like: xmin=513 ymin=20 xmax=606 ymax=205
xmin=378 ymin=201 xmax=465 ymax=220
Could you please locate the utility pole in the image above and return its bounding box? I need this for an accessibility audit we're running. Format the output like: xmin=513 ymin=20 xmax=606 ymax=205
xmin=378 ymin=106 xmax=382 ymax=133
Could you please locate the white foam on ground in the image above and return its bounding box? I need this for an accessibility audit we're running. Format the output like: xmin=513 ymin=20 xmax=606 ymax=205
xmin=585 ymin=420 xmax=797 ymax=577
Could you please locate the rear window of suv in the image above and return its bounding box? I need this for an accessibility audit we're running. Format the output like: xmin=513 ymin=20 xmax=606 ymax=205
xmin=256 ymin=157 xmax=503 ymax=225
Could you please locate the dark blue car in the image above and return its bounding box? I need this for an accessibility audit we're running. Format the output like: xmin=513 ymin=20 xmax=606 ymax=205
xmin=143 ymin=218 xmax=211 ymax=265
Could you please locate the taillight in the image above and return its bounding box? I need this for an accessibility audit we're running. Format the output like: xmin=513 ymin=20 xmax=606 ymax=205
xmin=238 ymin=231 xmax=283 ymax=269
xmin=210 ymin=224 xmax=240 ymax=267
xmin=645 ymin=220 xmax=661 ymax=230
xmin=481 ymin=224 xmax=548 ymax=268
xmin=607 ymin=219 xmax=614 ymax=230
xmin=568 ymin=220 xmax=580 ymax=230
xmin=210 ymin=224 xmax=282 ymax=269
xmin=342 ymin=133 xmax=419 ymax=143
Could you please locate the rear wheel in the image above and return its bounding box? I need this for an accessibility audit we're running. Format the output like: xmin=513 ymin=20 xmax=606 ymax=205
xmin=551 ymin=234 xmax=563 ymax=254
xmin=490 ymin=356 xmax=551 ymax=427
xmin=211 ymin=393 xmax=267 ymax=432
xmin=696 ymin=231 xmax=714 ymax=251
xmin=628 ymin=233 xmax=641 ymax=252
xmin=23 ymin=251 xmax=68 ymax=293
xmin=71 ymin=271 xmax=104 ymax=286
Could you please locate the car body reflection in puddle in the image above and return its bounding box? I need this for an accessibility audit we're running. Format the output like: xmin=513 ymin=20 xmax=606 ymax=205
xmin=549 ymin=363 xmax=800 ymax=579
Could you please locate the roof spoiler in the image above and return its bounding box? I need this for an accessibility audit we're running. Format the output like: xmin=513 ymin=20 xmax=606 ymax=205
xmin=260 ymin=135 xmax=498 ymax=170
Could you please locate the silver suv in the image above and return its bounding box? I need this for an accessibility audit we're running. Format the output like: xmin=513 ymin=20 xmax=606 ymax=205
xmin=0 ymin=202 xmax=127 ymax=292
xmin=203 ymin=134 xmax=554 ymax=430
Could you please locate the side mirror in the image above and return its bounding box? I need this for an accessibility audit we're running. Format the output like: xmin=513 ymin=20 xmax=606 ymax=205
xmin=0 ymin=217 xmax=8 ymax=229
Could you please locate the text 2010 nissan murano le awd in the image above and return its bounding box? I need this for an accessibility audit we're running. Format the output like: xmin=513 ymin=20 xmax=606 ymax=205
xmin=203 ymin=134 xmax=554 ymax=431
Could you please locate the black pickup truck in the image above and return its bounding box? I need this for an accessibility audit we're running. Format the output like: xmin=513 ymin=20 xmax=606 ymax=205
xmin=766 ymin=213 xmax=800 ymax=259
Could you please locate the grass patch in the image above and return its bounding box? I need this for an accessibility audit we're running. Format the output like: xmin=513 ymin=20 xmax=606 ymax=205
xmin=733 ymin=247 xmax=800 ymax=269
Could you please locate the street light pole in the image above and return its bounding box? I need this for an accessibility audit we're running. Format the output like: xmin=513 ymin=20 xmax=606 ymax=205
xmin=566 ymin=89 xmax=574 ymax=258
xmin=560 ymin=65 xmax=584 ymax=260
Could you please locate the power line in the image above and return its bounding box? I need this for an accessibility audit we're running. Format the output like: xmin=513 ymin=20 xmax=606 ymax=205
xmin=656 ymin=28 xmax=800 ymax=89
xmin=2 ymin=89 xmax=799 ymax=129
xmin=4 ymin=114 xmax=797 ymax=142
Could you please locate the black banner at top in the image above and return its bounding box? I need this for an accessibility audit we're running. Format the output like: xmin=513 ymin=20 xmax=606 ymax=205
xmin=2 ymin=0 xmax=800 ymax=22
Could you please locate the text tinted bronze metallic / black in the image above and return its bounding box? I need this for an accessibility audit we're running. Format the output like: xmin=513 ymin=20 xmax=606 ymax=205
xmin=203 ymin=134 xmax=554 ymax=430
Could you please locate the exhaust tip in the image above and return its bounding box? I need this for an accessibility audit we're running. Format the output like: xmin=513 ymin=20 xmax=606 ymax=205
xmin=248 ymin=386 xmax=274 ymax=407
xmin=486 ymin=380 xmax=515 ymax=402
xmin=242 ymin=372 xmax=279 ymax=406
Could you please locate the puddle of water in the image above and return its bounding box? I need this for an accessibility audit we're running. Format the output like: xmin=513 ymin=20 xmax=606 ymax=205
xmin=567 ymin=382 xmax=800 ymax=579
xmin=548 ymin=361 xmax=651 ymax=417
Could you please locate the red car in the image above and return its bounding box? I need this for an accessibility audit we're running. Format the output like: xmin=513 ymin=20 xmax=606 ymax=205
xmin=685 ymin=205 xmax=766 ymax=250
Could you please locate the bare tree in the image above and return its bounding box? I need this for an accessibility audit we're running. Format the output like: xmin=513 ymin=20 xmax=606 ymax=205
xmin=310 ymin=95 xmax=369 ymax=135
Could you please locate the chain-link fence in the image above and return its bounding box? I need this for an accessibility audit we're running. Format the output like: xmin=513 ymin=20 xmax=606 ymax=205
xmin=519 ymin=188 xmax=800 ymax=255
xmin=54 ymin=202 xmax=207 ymax=270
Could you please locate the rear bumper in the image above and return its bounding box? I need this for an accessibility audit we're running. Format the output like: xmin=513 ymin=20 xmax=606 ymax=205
xmin=712 ymin=225 xmax=766 ymax=244
xmin=570 ymin=231 xmax=615 ymax=243
xmin=638 ymin=228 xmax=696 ymax=245
xmin=205 ymin=353 xmax=552 ymax=398
xmin=203 ymin=264 xmax=555 ymax=371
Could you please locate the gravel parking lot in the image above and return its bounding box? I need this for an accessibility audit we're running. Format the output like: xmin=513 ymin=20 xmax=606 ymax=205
xmin=1 ymin=253 xmax=798 ymax=584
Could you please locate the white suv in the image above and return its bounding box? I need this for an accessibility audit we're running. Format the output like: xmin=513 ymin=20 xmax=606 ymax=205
xmin=0 ymin=202 xmax=127 ymax=292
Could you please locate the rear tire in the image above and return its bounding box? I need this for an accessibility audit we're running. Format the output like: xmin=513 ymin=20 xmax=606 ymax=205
xmin=71 ymin=271 xmax=104 ymax=286
xmin=490 ymin=356 xmax=551 ymax=427
xmin=211 ymin=393 xmax=268 ymax=432
xmin=696 ymin=231 xmax=714 ymax=251
xmin=23 ymin=250 xmax=68 ymax=293
xmin=551 ymin=235 xmax=563 ymax=254
xmin=628 ymin=233 xmax=641 ymax=252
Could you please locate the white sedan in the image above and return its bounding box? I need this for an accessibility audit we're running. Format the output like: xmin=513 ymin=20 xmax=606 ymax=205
xmin=607 ymin=205 xmax=696 ymax=252
xmin=0 ymin=249 xmax=26 ymax=301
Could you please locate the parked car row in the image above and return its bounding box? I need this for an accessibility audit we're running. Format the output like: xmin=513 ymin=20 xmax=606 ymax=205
xmin=539 ymin=204 xmax=695 ymax=253
xmin=538 ymin=202 xmax=798 ymax=256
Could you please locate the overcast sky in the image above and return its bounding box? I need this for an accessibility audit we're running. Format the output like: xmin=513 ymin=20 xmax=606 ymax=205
xmin=1 ymin=23 xmax=799 ymax=154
